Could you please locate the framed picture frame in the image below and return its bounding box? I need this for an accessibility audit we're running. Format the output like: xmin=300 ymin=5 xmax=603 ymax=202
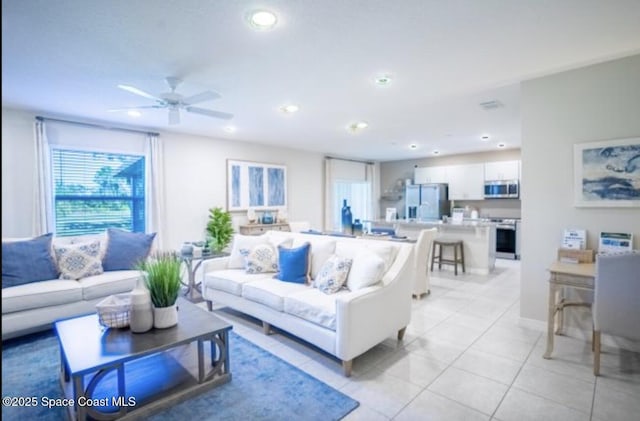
xmin=227 ymin=159 xmax=287 ymax=211
xmin=573 ymin=137 xmax=640 ymax=207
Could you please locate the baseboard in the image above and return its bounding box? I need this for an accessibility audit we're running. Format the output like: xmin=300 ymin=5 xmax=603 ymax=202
xmin=517 ymin=317 xmax=546 ymax=332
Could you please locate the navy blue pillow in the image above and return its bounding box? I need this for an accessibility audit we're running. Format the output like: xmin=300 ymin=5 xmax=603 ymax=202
xmin=102 ymin=229 xmax=156 ymax=271
xmin=2 ymin=233 xmax=59 ymax=288
xmin=274 ymin=242 xmax=311 ymax=284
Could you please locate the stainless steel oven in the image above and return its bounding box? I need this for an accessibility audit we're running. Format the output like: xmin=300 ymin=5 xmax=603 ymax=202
xmin=492 ymin=218 xmax=520 ymax=260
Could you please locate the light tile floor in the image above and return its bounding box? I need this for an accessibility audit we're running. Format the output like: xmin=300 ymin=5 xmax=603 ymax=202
xmin=202 ymin=259 xmax=640 ymax=420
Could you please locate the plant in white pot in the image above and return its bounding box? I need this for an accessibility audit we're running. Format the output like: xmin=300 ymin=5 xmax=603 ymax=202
xmin=138 ymin=251 xmax=182 ymax=329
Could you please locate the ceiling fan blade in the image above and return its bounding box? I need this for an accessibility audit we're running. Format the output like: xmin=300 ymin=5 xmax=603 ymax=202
xmin=185 ymin=106 xmax=233 ymax=120
xmin=118 ymin=84 xmax=164 ymax=102
xmin=182 ymin=91 xmax=220 ymax=106
xmin=108 ymin=105 xmax=163 ymax=112
xmin=168 ymin=108 xmax=180 ymax=125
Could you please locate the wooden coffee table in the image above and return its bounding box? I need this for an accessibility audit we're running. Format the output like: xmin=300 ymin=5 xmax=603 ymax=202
xmin=54 ymin=298 xmax=232 ymax=421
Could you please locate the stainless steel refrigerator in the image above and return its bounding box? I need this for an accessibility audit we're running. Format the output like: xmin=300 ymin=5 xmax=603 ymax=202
xmin=418 ymin=184 xmax=450 ymax=220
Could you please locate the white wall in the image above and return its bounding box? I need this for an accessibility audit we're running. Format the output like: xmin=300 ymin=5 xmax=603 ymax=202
xmin=1 ymin=108 xmax=324 ymax=249
xmin=521 ymin=55 xmax=640 ymax=328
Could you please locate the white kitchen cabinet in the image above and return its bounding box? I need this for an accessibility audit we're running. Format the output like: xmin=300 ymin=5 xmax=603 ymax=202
xmin=447 ymin=163 xmax=484 ymax=200
xmin=414 ymin=166 xmax=447 ymax=184
xmin=484 ymin=160 xmax=520 ymax=181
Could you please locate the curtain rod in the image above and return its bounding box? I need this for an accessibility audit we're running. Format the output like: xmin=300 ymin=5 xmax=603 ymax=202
xmin=325 ymin=156 xmax=374 ymax=165
xmin=36 ymin=116 xmax=159 ymax=137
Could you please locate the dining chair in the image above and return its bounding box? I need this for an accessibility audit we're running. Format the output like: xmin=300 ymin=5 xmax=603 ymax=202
xmin=592 ymin=250 xmax=640 ymax=375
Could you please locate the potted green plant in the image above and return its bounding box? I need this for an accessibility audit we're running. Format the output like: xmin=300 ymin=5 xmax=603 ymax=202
xmin=137 ymin=251 xmax=182 ymax=328
xmin=206 ymin=206 xmax=234 ymax=254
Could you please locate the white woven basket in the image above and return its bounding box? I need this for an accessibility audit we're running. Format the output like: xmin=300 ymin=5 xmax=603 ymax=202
xmin=96 ymin=293 xmax=131 ymax=328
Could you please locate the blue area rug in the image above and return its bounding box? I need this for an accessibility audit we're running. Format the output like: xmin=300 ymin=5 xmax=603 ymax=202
xmin=2 ymin=330 xmax=358 ymax=420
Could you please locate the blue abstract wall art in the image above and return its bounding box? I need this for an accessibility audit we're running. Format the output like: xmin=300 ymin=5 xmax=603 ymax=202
xmin=268 ymin=168 xmax=285 ymax=206
xmin=231 ymin=165 xmax=240 ymax=207
xmin=574 ymin=138 xmax=640 ymax=207
xmin=227 ymin=160 xmax=287 ymax=211
xmin=249 ymin=166 xmax=265 ymax=206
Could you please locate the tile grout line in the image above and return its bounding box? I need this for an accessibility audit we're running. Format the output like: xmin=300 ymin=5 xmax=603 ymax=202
xmin=389 ymin=269 xmax=522 ymax=419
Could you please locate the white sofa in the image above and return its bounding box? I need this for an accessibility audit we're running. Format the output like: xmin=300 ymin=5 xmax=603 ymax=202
xmin=201 ymin=231 xmax=417 ymax=376
xmin=2 ymin=234 xmax=142 ymax=339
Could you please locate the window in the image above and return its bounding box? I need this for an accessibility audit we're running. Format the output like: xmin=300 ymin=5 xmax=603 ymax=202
xmin=332 ymin=181 xmax=371 ymax=230
xmin=51 ymin=149 xmax=145 ymax=236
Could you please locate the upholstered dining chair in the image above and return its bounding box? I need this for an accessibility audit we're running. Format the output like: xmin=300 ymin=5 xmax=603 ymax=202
xmin=412 ymin=228 xmax=438 ymax=298
xmin=592 ymin=250 xmax=640 ymax=375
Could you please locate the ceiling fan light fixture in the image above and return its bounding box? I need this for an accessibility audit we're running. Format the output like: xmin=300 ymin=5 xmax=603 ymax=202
xmin=249 ymin=10 xmax=278 ymax=30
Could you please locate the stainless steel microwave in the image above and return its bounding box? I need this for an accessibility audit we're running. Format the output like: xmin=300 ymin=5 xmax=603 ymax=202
xmin=484 ymin=180 xmax=519 ymax=198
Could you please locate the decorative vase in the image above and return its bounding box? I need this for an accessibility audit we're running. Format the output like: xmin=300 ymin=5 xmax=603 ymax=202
xmin=129 ymin=278 xmax=153 ymax=333
xmin=153 ymin=304 xmax=178 ymax=329
xmin=262 ymin=211 xmax=274 ymax=224
xmin=352 ymin=219 xmax=363 ymax=237
xmin=181 ymin=242 xmax=193 ymax=256
xmin=341 ymin=200 xmax=353 ymax=234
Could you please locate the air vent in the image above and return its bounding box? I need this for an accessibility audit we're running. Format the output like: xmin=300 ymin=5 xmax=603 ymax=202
xmin=479 ymin=100 xmax=504 ymax=110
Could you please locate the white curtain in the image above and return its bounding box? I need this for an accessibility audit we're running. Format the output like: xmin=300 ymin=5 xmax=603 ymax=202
xmin=145 ymin=133 xmax=166 ymax=249
xmin=324 ymin=158 xmax=334 ymax=231
xmin=366 ymin=162 xmax=378 ymax=221
xmin=33 ymin=119 xmax=54 ymax=235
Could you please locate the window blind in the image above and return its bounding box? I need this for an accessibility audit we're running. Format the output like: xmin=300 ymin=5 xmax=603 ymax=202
xmin=52 ymin=149 xmax=145 ymax=236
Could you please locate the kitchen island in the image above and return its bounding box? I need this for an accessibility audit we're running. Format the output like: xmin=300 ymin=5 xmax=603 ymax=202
xmin=368 ymin=219 xmax=496 ymax=275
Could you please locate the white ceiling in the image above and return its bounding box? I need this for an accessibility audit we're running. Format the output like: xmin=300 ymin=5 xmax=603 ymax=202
xmin=3 ymin=0 xmax=640 ymax=161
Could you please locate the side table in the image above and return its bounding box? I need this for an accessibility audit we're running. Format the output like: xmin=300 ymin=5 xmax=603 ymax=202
xmin=180 ymin=252 xmax=229 ymax=303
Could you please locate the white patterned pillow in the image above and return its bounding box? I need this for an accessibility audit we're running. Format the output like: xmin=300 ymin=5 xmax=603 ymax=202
xmin=240 ymin=243 xmax=279 ymax=274
xmin=54 ymin=240 xmax=104 ymax=280
xmin=314 ymin=255 xmax=353 ymax=294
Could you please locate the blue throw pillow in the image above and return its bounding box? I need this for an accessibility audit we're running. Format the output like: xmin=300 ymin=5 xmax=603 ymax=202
xmin=102 ymin=229 xmax=156 ymax=271
xmin=2 ymin=233 xmax=59 ymax=288
xmin=274 ymin=242 xmax=310 ymax=284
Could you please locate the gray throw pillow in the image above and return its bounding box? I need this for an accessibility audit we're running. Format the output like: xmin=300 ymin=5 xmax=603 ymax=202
xmin=2 ymin=233 xmax=59 ymax=288
xmin=102 ymin=229 xmax=156 ymax=271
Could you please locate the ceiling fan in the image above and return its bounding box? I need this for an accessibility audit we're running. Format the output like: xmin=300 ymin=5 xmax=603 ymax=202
xmin=110 ymin=77 xmax=233 ymax=125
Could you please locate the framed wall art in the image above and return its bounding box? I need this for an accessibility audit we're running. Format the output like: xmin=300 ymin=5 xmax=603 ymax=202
xmin=227 ymin=159 xmax=287 ymax=211
xmin=573 ymin=137 xmax=640 ymax=207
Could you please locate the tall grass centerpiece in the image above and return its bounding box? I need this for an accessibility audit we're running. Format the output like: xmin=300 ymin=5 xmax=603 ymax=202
xmin=138 ymin=251 xmax=182 ymax=328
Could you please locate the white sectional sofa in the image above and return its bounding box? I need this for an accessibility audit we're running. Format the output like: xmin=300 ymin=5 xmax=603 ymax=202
xmin=201 ymin=231 xmax=416 ymax=376
xmin=2 ymin=232 xmax=144 ymax=339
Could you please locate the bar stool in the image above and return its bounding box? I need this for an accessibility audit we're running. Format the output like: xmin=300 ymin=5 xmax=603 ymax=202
xmin=431 ymin=239 xmax=465 ymax=275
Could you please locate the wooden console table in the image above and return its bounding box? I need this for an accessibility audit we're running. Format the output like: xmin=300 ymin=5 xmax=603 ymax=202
xmin=543 ymin=261 xmax=595 ymax=359
xmin=239 ymin=223 xmax=290 ymax=236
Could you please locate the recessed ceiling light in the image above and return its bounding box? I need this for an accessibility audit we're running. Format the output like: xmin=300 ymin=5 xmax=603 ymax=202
xmin=375 ymin=75 xmax=392 ymax=85
xmin=127 ymin=110 xmax=141 ymax=117
xmin=280 ymin=104 xmax=299 ymax=113
xmin=432 ymin=150 xmax=440 ymax=155
xmin=409 ymin=144 xmax=417 ymax=150
xmin=248 ymin=10 xmax=277 ymax=30
xmin=347 ymin=121 xmax=368 ymax=132
xmin=481 ymin=134 xmax=490 ymax=141
xmin=497 ymin=142 xmax=506 ymax=148
xmin=224 ymin=126 xmax=236 ymax=133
